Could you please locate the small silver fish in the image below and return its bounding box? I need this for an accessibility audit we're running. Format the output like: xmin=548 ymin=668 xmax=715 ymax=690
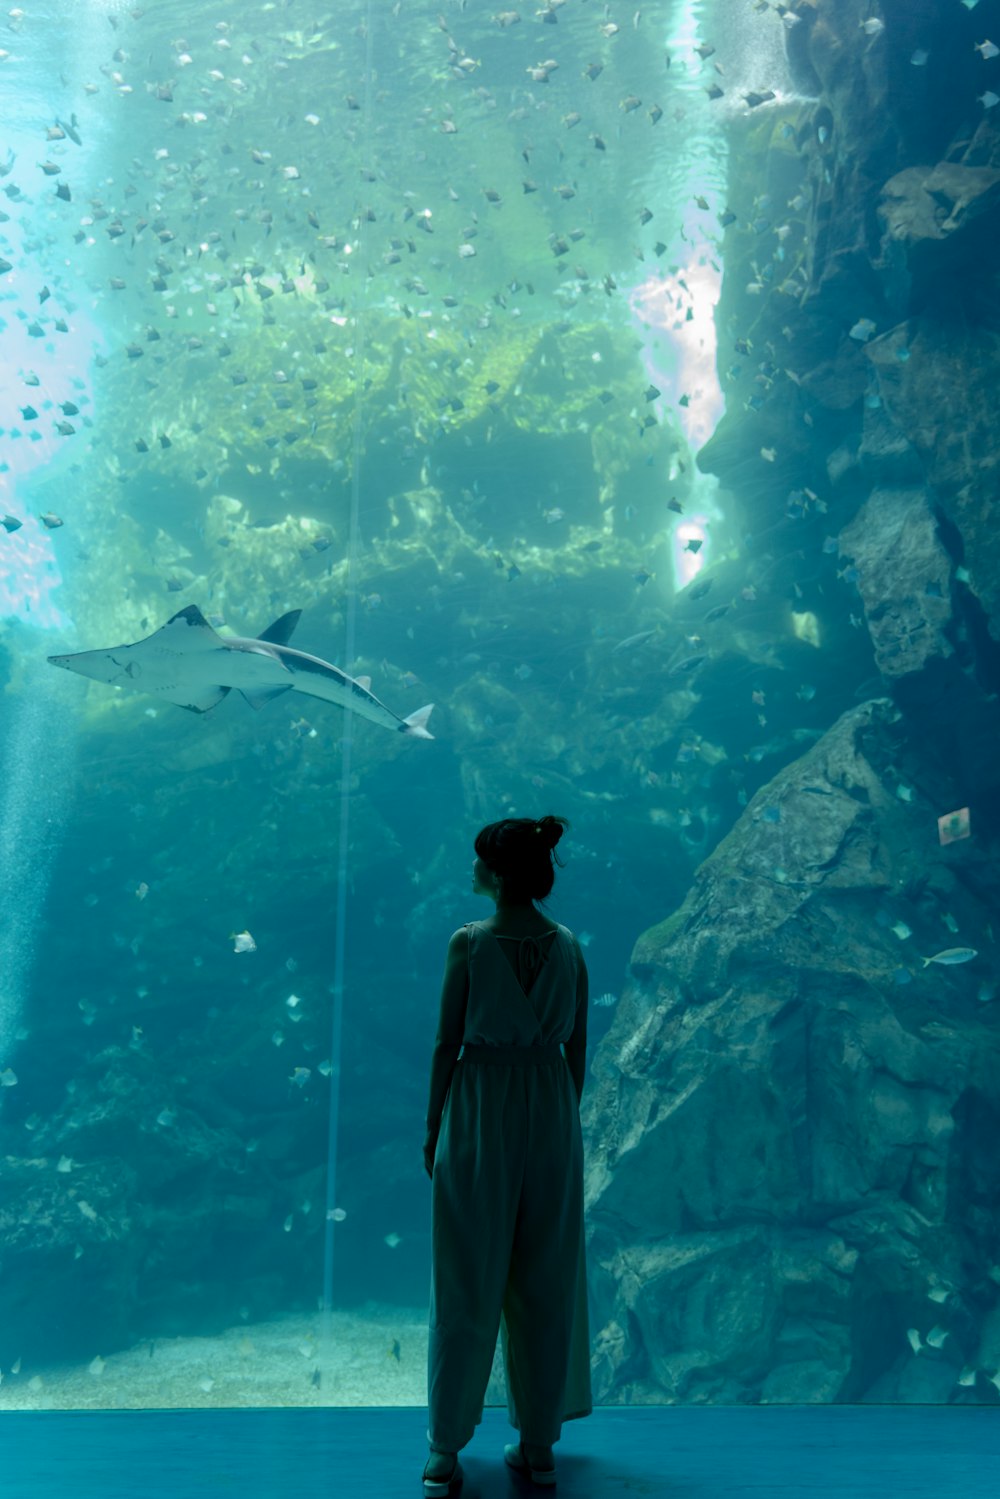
xmin=594 ymin=992 xmax=618 ymax=1008
xmin=612 ymin=629 xmax=657 ymax=654
xmin=920 ymin=948 xmax=977 ymax=968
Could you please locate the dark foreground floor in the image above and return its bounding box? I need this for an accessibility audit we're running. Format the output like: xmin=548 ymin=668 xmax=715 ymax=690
xmin=1 ymin=1404 xmax=996 ymax=1499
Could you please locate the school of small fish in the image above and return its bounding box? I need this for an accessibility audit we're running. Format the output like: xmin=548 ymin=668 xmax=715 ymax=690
xmin=0 ymin=1 xmax=807 ymax=529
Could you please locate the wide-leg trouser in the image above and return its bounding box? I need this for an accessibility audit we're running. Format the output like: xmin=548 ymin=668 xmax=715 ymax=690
xmin=427 ymin=1044 xmax=590 ymax=1453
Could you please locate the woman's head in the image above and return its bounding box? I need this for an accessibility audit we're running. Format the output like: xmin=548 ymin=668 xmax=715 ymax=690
xmin=472 ymin=814 xmax=568 ymax=907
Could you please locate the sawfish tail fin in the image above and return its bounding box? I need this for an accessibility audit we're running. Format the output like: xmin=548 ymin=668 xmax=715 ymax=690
xmin=402 ymin=703 xmax=434 ymax=739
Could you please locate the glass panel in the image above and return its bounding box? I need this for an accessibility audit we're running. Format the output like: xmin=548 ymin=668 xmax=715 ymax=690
xmin=1 ymin=0 xmax=994 ymax=1426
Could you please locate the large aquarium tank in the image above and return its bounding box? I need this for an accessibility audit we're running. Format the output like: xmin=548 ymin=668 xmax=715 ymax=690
xmin=2 ymin=0 xmax=1000 ymax=1418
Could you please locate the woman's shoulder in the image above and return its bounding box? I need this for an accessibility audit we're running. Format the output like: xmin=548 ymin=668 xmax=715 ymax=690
xmin=476 ymin=916 xmax=564 ymax=938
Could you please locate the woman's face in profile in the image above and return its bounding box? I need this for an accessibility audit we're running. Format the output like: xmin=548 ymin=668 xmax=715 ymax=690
xmin=472 ymin=857 xmax=495 ymax=897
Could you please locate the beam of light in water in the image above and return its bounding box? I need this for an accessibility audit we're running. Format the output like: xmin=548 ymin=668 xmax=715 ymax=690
xmin=629 ymin=0 xmax=796 ymax=592
xmin=0 ymin=280 xmax=79 ymax=1094
xmin=0 ymin=2 xmax=112 ymax=1093
xmin=629 ymin=0 xmax=728 ymax=593
xmin=0 ymin=670 xmax=74 ymax=1081
xmin=0 ymin=275 xmax=77 ymax=628
xmin=629 ymin=260 xmax=725 ymax=451
xmin=0 ymin=513 xmax=70 ymax=629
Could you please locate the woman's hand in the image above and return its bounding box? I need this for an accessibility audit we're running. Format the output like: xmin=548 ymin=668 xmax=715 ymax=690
xmin=423 ymin=1127 xmax=439 ymax=1180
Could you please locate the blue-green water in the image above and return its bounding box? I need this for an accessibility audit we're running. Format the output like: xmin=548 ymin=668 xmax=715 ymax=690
xmin=2 ymin=0 xmax=999 ymax=1414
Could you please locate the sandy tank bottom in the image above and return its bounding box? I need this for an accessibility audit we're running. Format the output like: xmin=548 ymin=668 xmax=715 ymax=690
xmin=0 ymin=1304 xmax=508 ymax=1410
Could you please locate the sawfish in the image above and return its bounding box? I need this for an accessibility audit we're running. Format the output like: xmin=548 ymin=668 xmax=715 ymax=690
xmin=47 ymin=604 xmax=434 ymax=738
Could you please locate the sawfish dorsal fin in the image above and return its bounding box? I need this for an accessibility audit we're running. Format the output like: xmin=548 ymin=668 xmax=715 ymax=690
xmin=166 ymin=604 xmax=221 ymax=634
xmin=257 ymin=609 xmax=302 ymax=646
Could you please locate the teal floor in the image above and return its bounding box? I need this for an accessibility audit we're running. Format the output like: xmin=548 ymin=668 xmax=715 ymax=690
xmin=1 ymin=1405 xmax=996 ymax=1498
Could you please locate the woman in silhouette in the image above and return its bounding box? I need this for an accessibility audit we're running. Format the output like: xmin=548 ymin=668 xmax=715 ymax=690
xmin=422 ymin=815 xmax=591 ymax=1495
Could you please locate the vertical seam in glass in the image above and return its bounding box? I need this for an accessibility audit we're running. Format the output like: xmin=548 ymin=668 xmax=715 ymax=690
xmin=321 ymin=0 xmax=376 ymax=1350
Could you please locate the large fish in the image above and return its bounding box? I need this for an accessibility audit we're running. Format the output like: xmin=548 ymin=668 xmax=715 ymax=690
xmin=47 ymin=604 xmax=434 ymax=738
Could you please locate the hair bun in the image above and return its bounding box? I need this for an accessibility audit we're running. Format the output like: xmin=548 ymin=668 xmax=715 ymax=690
xmin=536 ymin=815 xmax=564 ymax=851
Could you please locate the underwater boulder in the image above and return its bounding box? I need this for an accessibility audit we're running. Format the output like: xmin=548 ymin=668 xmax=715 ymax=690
xmin=583 ymin=698 xmax=1000 ymax=1403
xmin=838 ymin=487 xmax=953 ymax=677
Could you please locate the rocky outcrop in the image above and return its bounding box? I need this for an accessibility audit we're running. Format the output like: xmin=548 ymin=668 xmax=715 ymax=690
xmin=879 ymin=162 xmax=1000 ymax=273
xmin=589 ymin=0 xmax=1000 ymax=1406
xmin=864 ymin=317 xmax=1000 ymax=643
xmin=838 ymin=487 xmax=952 ymax=676
xmin=584 ymin=699 xmax=1000 ymax=1403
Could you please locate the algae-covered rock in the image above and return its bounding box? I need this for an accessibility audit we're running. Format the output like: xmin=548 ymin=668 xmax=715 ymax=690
xmin=865 ymin=319 xmax=1000 ymax=638
xmin=880 ymin=163 xmax=1000 ymax=258
xmin=583 ymin=699 xmax=1000 ymax=1404
xmin=838 ymin=487 xmax=953 ymax=676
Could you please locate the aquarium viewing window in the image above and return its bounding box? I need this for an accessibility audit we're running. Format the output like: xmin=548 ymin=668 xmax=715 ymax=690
xmin=1 ymin=5 xmax=998 ymax=1489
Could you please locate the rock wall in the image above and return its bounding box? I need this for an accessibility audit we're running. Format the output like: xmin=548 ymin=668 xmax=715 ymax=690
xmin=585 ymin=0 xmax=1000 ymax=1404
xmin=584 ymin=699 xmax=1000 ymax=1401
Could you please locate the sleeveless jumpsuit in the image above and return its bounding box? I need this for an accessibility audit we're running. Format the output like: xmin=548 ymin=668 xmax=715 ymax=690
xmin=426 ymin=920 xmax=592 ymax=1453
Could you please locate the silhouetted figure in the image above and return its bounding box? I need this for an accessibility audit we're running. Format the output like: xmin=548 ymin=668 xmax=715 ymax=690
xmin=422 ymin=815 xmax=591 ymax=1495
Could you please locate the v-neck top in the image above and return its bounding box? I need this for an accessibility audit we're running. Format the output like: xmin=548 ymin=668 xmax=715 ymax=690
xmin=483 ymin=925 xmax=559 ymax=995
xmin=460 ymin=919 xmax=580 ymax=1049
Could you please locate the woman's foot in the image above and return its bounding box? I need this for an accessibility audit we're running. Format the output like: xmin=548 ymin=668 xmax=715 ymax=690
xmin=424 ymin=1450 xmax=457 ymax=1477
xmin=423 ymin=1449 xmax=462 ymax=1496
xmin=505 ymin=1442 xmax=557 ymax=1484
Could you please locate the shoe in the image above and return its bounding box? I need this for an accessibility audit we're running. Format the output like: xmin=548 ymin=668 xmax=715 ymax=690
xmin=422 ymin=1452 xmax=463 ymax=1497
xmin=504 ymin=1442 xmax=556 ymax=1486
